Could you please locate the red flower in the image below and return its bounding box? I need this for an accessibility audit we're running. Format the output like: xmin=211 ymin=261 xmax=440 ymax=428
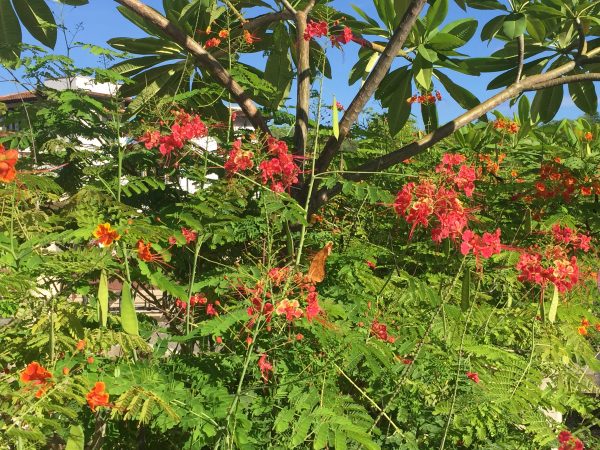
xmin=305 ymin=289 xmax=321 ymax=321
xmin=460 ymin=229 xmax=502 ymax=261
xmin=558 ymin=431 xmax=572 ymax=443
xmin=557 ymin=430 xmax=585 ymax=450
xmin=93 ymin=223 xmax=120 ymax=247
xmin=370 ymin=319 xmax=389 ymax=341
xmin=136 ymin=240 xmax=163 ymax=263
xmin=86 ymin=381 xmax=110 ymax=412
xmin=584 ymin=131 xmax=592 ymax=141
xmin=205 ymin=37 xmax=221 ymax=48
xmin=331 ymin=26 xmax=353 ymax=46
xmin=258 ymin=354 xmax=273 ymax=382
xmin=218 ymin=29 xmax=229 ymax=38
xmin=335 ymin=101 xmax=345 ymax=111
xmin=365 ymin=260 xmax=376 ymax=270
xmin=268 ymin=267 xmax=289 ymax=286
xmin=20 ymin=362 xmax=53 ymax=398
xmin=224 ymin=140 xmax=254 ymax=174
xmin=0 ymin=145 xmax=18 ymax=183
xmin=275 ymin=299 xmax=303 ymax=321
xmin=259 ymin=137 xmax=299 ymax=192
xmin=243 ymin=30 xmax=260 ymax=44
xmin=466 ymin=371 xmax=480 ymax=383
xmin=215 ymin=336 xmax=223 ymax=344
xmin=206 ymin=303 xmax=218 ymax=316
xmin=295 ymin=333 xmax=304 ymax=341
xmin=139 ymin=130 xmax=161 ymax=150
xmin=181 ymin=227 xmax=197 ymax=244
xmin=304 ymin=20 xmax=328 ymax=41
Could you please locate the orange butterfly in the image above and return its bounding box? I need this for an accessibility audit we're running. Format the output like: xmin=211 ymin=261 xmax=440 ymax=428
xmin=307 ymin=242 xmax=333 ymax=284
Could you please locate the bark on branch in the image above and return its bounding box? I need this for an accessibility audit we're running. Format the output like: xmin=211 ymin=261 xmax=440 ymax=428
xmin=243 ymin=11 xmax=293 ymax=32
xmin=526 ymin=72 xmax=600 ymax=91
xmin=114 ymin=0 xmax=270 ymax=134
xmin=314 ymin=0 xmax=427 ymax=175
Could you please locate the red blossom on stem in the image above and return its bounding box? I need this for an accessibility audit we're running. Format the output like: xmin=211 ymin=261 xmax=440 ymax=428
xmin=258 ymin=354 xmax=273 ymax=382
xmin=304 ymin=20 xmax=328 ymax=41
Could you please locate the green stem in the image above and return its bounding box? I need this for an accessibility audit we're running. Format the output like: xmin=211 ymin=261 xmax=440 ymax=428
xmin=186 ymin=239 xmax=202 ymax=335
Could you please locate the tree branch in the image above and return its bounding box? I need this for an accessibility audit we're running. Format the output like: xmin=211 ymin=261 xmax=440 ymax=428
xmin=526 ymin=72 xmax=600 ymax=91
xmin=310 ymin=59 xmax=586 ymax=213
xmin=243 ymin=11 xmax=293 ymax=32
xmin=352 ymin=36 xmax=413 ymax=61
xmin=515 ymin=35 xmax=524 ymax=83
xmin=114 ymin=0 xmax=270 ymax=135
xmin=313 ymin=0 xmax=427 ymax=175
xmin=293 ymin=2 xmax=315 ymax=158
xmin=279 ymin=0 xmax=296 ymax=14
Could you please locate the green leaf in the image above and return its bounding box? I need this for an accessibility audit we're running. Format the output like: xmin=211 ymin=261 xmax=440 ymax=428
xmin=385 ymin=68 xmax=412 ymax=136
xmin=414 ymin=54 xmax=433 ymax=90
xmin=12 ymin=0 xmax=57 ymax=48
xmin=332 ymin=95 xmax=339 ymax=139
xmin=263 ymin=23 xmax=293 ymax=110
xmin=421 ymin=101 xmax=438 ymax=133
xmin=548 ymin=283 xmax=559 ymax=323
xmin=98 ymin=270 xmax=109 ymax=328
xmin=65 ymin=425 xmax=85 ymax=450
xmin=502 ymin=13 xmax=527 ymax=39
xmin=418 ymin=43 xmax=438 ymax=63
xmin=568 ymin=80 xmax=598 ymax=115
xmin=59 ymin=0 xmax=89 ymax=5
xmin=531 ymin=85 xmax=563 ymax=123
xmin=0 ymin=0 xmax=21 ymax=60
xmin=480 ymin=15 xmax=505 ymax=42
xmin=426 ymin=0 xmax=448 ymax=31
xmin=120 ymin=282 xmax=139 ymax=336
xmin=461 ymin=267 xmax=471 ymax=312
xmin=435 ymin=70 xmax=480 ymax=110
xmin=518 ymin=94 xmax=530 ymax=125
xmin=441 ymin=18 xmax=478 ymax=43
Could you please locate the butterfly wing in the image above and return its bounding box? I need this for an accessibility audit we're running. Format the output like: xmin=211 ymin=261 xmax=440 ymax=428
xmin=307 ymin=242 xmax=333 ymax=283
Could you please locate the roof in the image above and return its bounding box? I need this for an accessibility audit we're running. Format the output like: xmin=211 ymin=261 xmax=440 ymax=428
xmin=0 ymin=90 xmax=131 ymax=105
xmin=0 ymin=91 xmax=38 ymax=103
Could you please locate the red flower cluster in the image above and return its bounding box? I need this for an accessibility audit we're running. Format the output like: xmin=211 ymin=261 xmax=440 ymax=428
xmin=0 ymin=144 xmax=18 ymax=183
xmin=304 ymin=20 xmax=329 ymax=40
xmin=492 ymin=118 xmax=519 ymax=134
xmin=20 ymin=362 xmax=53 ymax=398
xmin=86 ymin=381 xmax=110 ymax=412
xmin=551 ymin=224 xmax=591 ymax=252
xmin=370 ymin=319 xmax=395 ymax=343
xmin=224 ymin=139 xmax=254 ymax=174
xmin=517 ymin=251 xmax=579 ymax=293
xmin=533 ymin=161 xmax=600 ymax=201
xmin=205 ymin=37 xmax=221 ymax=48
xmin=258 ymin=354 xmax=273 ymax=382
xmin=466 ymin=371 xmax=480 ymax=383
xmin=583 ymin=131 xmax=592 ymax=142
xmin=136 ymin=240 xmax=163 ymax=264
xmin=435 ymin=153 xmax=476 ymax=197
xmin=181 ymin=227 xmax=197 ymax=244
xmin=460 ymin=229 xmax=502 ymax=262
xmin=557 ymin=430 xmax=584 ymax=450
xmin=330 ymin=26 xmax=354 ymax=46
xmin=259 ymin=137 xmax=300 ymax=193
xmin=407 ymin=91 xmax=442 ymax=105
xmin=139 ymin=110 xmax=208 ymax=157
xmin=275 ymin=298 xmax=303 ymax=321
xmin=268 ymin=267 xmax=290 ymax=286
xmin=305 ymin=285 xmax=321 ymax=321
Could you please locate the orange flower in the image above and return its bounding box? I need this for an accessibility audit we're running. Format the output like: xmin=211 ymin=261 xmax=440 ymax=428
xmin=0 ymin=144 xmax=18 ymax=183
xmin=243 ymin=29 xmax=260 ymax=44
xmin=93 ymin=223 xmax=120 ymax=247
xmin=137 ymin=240 xmax=158 ymax=262
xmin=76 ymin=339 xmax=86 ymax=351
xmin=581 ymin=318 xmax=590 ymax=327
xmin=87 ymin=356 xmax=95 ymax=364
xmin=62 ymin=367 xmax=70 ymax=376
xmin=577 ymin=326 xmax=588 ymax=336
xmin=20 ymin=362 xmax=53 ymax=398
xmin=218 ymin=29 xmax=229 ymax=38
xmin=584 ymin=131 xmax=593 ymax=141
xmin=86 ymin=381 xmax=110 ymax=412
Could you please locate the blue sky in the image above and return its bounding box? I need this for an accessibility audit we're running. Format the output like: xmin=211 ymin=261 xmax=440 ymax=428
xmin=0 ymin=0 xmax=592 ymax=125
